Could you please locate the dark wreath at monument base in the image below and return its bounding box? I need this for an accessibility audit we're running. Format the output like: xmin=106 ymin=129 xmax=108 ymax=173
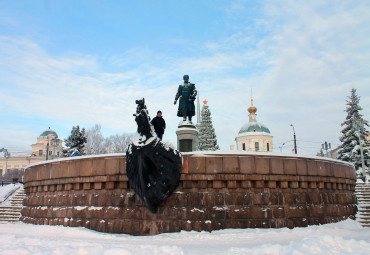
xmin=126 ymin=98 xmax=182 ymax=213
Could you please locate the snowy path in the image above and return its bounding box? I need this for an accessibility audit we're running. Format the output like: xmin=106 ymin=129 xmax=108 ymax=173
xmin=0 ymin=219 xmax=370 ymax=254
xmin=0 ymin=183 xmax=22 ymax=205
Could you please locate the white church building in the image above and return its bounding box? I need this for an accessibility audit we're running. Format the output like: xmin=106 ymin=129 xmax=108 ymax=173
xmin=235 ymin=98 xmax=273 ymax=152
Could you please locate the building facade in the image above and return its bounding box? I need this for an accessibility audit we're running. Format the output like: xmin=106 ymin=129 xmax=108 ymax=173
xmin=31 ymin=128 xmax=63 ymax=160
xmin=0 ymin=128 xmax=63 ymax=177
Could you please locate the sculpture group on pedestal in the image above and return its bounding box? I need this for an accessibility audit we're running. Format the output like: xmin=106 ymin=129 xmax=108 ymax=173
xmin=173 ymin=75 xmax=199 ymax=152
xmin=174 ymin=75 xmax=197 ymax=122
xmin=126 ymin=75 xmax=200 ymax=212
xmin=126 ymin=98 xmax=182 ymax=213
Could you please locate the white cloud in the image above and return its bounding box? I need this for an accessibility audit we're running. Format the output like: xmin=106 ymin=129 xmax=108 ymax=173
xmin=254 ymin=0 xmax=370 ymax=153
xmin=0 ymin=129 xmax=37 ymax=152
xmin=1 ymin=1 xmax=369 ymax=156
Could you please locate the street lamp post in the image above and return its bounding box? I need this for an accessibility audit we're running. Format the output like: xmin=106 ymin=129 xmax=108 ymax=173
xmin=46 ymin=142 xmax=49 ymax=161
xmin=279 ymin=142 xmax=286 ymax=153
xmin=353 ymin=119 xmax=366 ymax=182
xmin=322 ymin=141 xmax=331 ymax=157
xmin=50 ymin=138 xmax=60 ymax=160
xmin=290 ymin=124 xmax=297 ymax=154
xmin=0 ymin=148 xmax=9 ymax=175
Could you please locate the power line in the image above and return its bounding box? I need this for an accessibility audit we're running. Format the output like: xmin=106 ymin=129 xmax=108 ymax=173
xmin=297 ymin=145 xmax=323 ymax=149
xmin=274 ymin=140 xmax=293 ymax=145
xmin=296 ymin=140 xmax=340 ymax=146
xmin=296 ymin=140 xmax=323 ymax=144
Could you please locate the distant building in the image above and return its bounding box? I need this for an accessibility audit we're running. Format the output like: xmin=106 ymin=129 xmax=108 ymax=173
xmin=0 ymin=128 xmax=63 ymax=177
xmin=0 ymin=157 xmax=30 ymax=177
xmin=235 ymin=97 xmax=273 ymax=152
xmin=31 ymin=128 xmax=63 ymax=160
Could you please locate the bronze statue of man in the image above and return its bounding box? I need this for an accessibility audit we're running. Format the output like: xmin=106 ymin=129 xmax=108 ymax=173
xmin=174 ymin=75 xmax=197 ymax=122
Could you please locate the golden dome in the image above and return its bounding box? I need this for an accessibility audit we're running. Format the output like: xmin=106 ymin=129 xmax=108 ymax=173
xmin=248 ymin=99 xmax=257 ymax=114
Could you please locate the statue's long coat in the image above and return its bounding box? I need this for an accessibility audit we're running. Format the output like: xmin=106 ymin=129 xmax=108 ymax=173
xmin=175 ymin=82 xmax=197 ymax=117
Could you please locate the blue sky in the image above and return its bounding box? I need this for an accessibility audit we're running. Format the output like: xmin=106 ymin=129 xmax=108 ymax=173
xmin=1 ymin=0 xmax=369 ymax=156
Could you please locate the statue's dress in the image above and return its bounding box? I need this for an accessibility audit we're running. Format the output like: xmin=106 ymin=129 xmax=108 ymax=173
xmin=126 ymin=107 xmax=182 ymax=213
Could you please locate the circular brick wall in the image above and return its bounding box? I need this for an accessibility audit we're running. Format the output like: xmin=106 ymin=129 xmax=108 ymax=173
xmin=21 ymin=152 xmax=357 ymax=235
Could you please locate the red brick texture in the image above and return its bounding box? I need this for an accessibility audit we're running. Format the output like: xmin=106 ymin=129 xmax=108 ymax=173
xmin=21 ymin=154 xmax=357 ymax=235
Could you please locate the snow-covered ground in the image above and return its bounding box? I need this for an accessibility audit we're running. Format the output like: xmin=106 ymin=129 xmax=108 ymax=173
xmin=0 ymin=220 xmax=369 ymax=254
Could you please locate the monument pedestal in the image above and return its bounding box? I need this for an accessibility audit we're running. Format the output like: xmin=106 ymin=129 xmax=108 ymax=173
xmin=176 ymin=121 xmax=198 ymax=152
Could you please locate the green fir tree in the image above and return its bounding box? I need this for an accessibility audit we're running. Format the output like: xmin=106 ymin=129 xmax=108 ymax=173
xmin=198 ymin=101 xmax=219 ymax=151
xmin=337 ymin=88 xmax=370 ymax=180
xmin=62 ymin=125 xmax=87 ymax=157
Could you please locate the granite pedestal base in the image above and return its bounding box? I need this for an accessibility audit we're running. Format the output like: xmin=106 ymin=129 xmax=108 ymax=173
xmin=21 ymin=153 xmax=357 ymax=235
xmin=176 ymin=121 xmax=198 ymax=152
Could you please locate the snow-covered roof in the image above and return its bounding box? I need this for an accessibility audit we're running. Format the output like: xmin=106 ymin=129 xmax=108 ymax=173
xmin=238 ymin=121 xmax=271 ymax=135
xmin=40 ymin=128 xmax=58 ymax=138
xmin=235 ymin=131 xmax=273 ymax=139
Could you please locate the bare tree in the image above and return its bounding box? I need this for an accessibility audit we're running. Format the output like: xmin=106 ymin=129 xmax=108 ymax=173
xmin=85 ymin=124 xmax=134 ymax=155
xmin=85 ymin=124 xmax=107 ymax=155
xmin=105 ymin=133 xmax=134 ymax=153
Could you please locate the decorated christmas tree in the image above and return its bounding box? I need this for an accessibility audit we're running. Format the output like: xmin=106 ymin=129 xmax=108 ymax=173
xmin=337 ymin=88 xmax=370 ymax=180
xmin=198 ymin=100 xmax=220 ymax=151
